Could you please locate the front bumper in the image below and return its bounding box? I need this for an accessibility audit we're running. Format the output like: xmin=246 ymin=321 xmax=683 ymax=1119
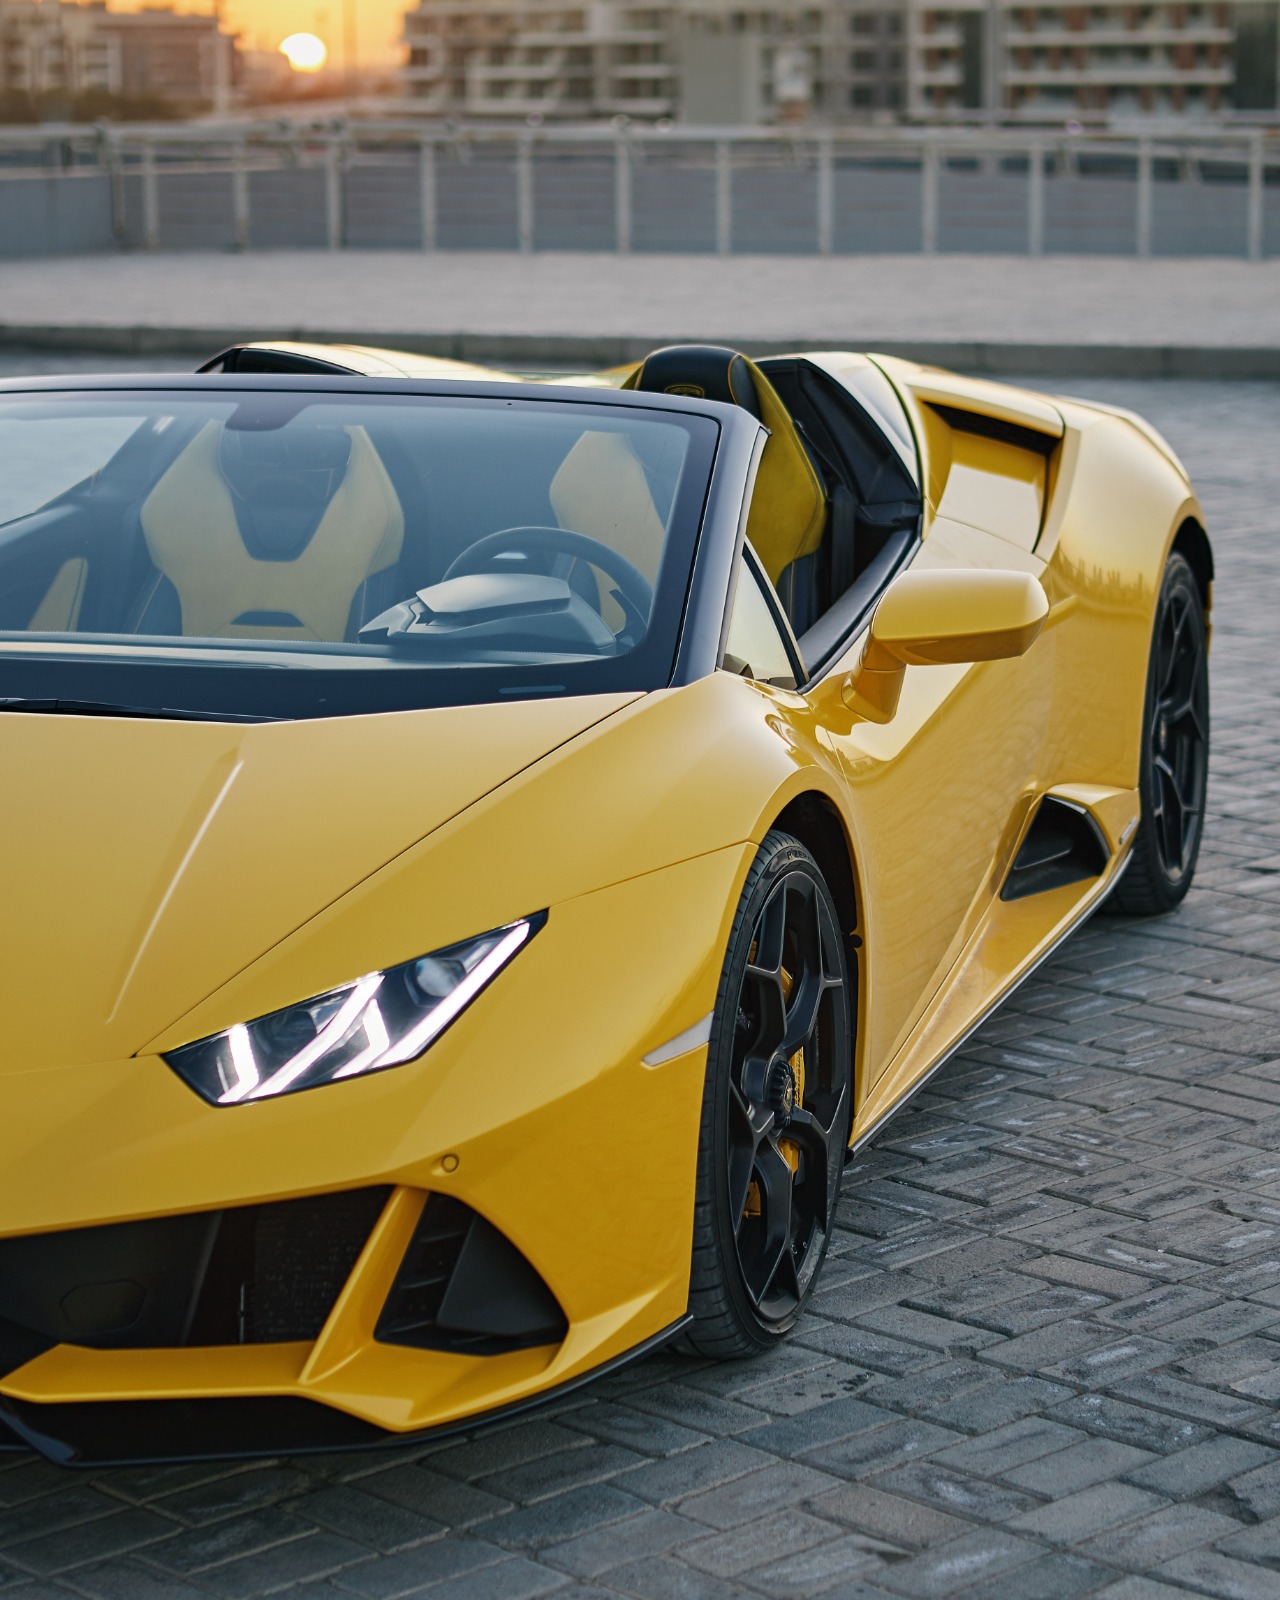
xmin=0 ymin=846 xmax=750 ymax=1462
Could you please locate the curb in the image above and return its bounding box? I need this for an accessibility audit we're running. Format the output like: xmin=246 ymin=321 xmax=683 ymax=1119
xmin=4 ymin=324 xmax=1280 ymax=378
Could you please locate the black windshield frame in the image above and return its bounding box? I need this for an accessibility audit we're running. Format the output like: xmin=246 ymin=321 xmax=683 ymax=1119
xmin=0 ymin=377 xmax=729 ymax=721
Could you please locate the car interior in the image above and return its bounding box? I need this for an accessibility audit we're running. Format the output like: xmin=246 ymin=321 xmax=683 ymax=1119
xmin=198 ymin=339 xmax=925 ymax=678
xmin=0 ymin=392 xmax=705 ymax=667
xmin=0 ymin=344 xmax=921 ymax=682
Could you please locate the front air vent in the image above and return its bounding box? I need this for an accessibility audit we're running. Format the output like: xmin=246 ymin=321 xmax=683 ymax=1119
xmin=1002 ymin=796 xmax=1111 ymax=902
xmin=376 ymin=1195 xmax=567 ymax=1356
xmin=0 ymin=1188 xmax=391 ymax=1355
xmin=190 ymin=1188 xmax=392 ymax=1345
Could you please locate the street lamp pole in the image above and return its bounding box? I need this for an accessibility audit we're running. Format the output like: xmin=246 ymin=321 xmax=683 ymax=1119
xmin=343 ymin=0 xmax=357 ymax=107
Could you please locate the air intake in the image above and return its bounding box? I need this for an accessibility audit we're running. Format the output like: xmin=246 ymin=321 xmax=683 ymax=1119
xmin=0 ymin=1188 xmax=391 ymax=1360
xmin=376 ymin=1195 xmax=567 ymax=1356
xmin=1002 ymin=796 xmax=1111 ymax=902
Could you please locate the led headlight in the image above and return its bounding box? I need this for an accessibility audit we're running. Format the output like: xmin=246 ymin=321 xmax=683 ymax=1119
xmin=164 ymin=914 xmax=545 ymax=1106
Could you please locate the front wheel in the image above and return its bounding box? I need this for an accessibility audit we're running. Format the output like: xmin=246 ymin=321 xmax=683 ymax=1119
xmin=684 ymin=830 xmax=854 ymax=1357
xmin=1112 ymin=551 xmax=1210 ymax=916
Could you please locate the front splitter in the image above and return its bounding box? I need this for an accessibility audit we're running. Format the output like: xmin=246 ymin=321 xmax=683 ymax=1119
xmin=0 ymin=1314 xmax=692 ymax=1467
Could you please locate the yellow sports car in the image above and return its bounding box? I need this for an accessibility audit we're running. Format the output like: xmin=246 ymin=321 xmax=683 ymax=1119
xmin=0 ymin=343 xmax=1210 ymax=1465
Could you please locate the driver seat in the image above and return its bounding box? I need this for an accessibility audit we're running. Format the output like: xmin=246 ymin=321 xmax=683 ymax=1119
xmin=139 ymin=422 xmax=404 ymax=642
xmin=625 ymin=345 xmax=827 ymax=608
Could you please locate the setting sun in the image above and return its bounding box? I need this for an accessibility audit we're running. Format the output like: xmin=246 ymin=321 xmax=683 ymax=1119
xmin=279 ymin=32 xmax=328 ymax=73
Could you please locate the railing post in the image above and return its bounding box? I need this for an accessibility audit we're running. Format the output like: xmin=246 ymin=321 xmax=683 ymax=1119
xmin=103 ymin=128 xmax=125 ymax=243
xmin=141 ymin=138 xmax=159 ymax=251
xmin=817 ymin=133 xmax=834 ymax=256
xmin=517 ymin=132 xmax=534 ymax=253
xmin=1136 ymin=138 xmax=1152 ymax=258
xmin=715 ymin=138 xmax=732 ymax=256
xmin=1027 ymin=142 xmax=1044 ymax=256
xmin=232 ymin=138 xmax=250 ymax=250
xmin=1248 ymin=131 xmax=1264 ymax=263
xmin=419 ymin=134 xmax=437 ymax=251
xmin=614 ymin=132 xmax=632 ymax=254
xmin=921 ymin=139 xmax=938 ymax=255
xmin=324 ymin=137 xmax=343 ymax=249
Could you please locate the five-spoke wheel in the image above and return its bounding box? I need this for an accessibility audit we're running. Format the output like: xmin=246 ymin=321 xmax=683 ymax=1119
xmin=685 ymin=830 xmax=853 ymax=1355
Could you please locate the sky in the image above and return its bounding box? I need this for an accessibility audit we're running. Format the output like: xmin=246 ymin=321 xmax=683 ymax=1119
xmin=117 ymin=1 xmax=408 ymax=68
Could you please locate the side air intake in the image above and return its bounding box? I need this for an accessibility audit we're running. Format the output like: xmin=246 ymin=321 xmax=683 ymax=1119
xmin=376 ymin=1195 xmax=567 ymax=1356
xmin=1001 ymin=796 xmax=1111 ymax=902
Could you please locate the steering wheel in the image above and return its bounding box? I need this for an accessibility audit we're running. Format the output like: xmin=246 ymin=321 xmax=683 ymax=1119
xmin=441 ymin=526 xmax=654 ymax=620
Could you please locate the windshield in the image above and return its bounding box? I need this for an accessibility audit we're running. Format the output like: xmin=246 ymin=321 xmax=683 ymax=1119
xmin=0 ymin=387 xmax=718 ymax=720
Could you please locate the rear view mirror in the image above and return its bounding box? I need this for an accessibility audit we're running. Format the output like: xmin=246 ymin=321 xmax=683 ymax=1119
xmin=842 ymin=568 xmax=1048 ymax=724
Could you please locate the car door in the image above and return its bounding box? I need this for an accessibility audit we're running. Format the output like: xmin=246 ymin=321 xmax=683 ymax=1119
xmin=792 ymin=360 xmax=1058 ymax=1097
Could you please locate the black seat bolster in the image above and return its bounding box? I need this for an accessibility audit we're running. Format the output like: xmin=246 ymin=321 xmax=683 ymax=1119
xmin=826 ymin=484 xmax=857 ymax=602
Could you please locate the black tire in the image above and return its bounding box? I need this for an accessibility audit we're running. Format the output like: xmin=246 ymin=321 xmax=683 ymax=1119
xmin=1111 ymin=552 xmax=1210 ymax=916
xmin=684 ymin=830 xmax=854 ymax=1357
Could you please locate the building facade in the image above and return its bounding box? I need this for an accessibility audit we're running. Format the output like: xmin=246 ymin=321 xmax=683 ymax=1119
xmin=0 ymin=0 xmax=236 ymax=111
xmin=100 ymin=8 xmax=235 ymax=110
xmin=912 ymin=1 xmax=1278 ymax=122
xmin=400 ymin=0 xmax=1280 ymax=121
xmin=399 ymin=1 xmax=909 ymax=122
xmin=0 ymin=0 xmax=117 ymax=99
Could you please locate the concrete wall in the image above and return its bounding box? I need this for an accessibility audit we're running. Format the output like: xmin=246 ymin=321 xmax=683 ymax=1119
xmin=0 ymin=173 xmax=116 ymax=258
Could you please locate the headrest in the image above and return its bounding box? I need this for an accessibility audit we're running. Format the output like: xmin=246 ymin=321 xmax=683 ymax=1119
xmin=626 ymin=344 xmax=827 ymax=594
xmin=219 ymin=424 xmax=354 ymax=560
xmin=627 ymin=345 xmax=762 ymax=420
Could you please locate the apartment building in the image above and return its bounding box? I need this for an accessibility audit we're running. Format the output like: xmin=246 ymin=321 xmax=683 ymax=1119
xmin=912 ymin=0 xmax=1278 ymax=121
xmin=400 ymin=0 xmax=909 ymax=121
xmin=0 ymin=0 xmax=116 ymax=98
xmin=0 ymin=0 xmax=236 ymax=110
xmin=100 ymin=8 xmax=235 ymax=108
xmin=400 ymin=0 xmax=1280 ymax=121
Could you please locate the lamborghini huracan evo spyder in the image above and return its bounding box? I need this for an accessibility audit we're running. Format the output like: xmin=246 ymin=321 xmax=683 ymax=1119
xmin=0 ymin=343 xmax=1211 ymax=1465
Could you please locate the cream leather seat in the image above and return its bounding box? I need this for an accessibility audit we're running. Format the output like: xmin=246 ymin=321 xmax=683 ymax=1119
xmin=139 ymin=421 xmax=404 ymax=642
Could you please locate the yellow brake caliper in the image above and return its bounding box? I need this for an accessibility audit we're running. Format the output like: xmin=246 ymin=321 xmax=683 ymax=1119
xmin=744 ymin=966 xmax=804 ymax=1219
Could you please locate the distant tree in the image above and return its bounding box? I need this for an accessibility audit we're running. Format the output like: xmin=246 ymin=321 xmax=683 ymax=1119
xmin=0 ymin=91 xmax=184 ymax=124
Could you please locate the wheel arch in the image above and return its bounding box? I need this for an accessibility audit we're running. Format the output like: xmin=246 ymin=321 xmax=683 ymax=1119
xmin=770 ymin=790 xmax=860 ymax=942
xmin=768 ymin=789 xmax=865 ymax=1105
xmin=1170 ymin=515 xmax=1214 ymax=611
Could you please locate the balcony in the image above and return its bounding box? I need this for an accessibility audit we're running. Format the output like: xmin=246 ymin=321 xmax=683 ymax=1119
xmin=1003 ymin=62 xmax=1234 ymax=84
xmin=1003 ymin=26 xmax=1234 ymax=47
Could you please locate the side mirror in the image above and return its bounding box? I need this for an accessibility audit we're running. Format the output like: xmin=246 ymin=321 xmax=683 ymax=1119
xmin=842 ymin=568 xmax=1048 ymax=724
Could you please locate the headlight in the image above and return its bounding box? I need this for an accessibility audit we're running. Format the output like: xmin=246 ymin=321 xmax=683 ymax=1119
xmin=164 ymin=914 xmax=544 ymax=1106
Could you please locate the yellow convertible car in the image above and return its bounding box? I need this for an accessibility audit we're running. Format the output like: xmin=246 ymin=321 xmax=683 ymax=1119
xmin=0 ymin=343 xmax=1210 ymax=1464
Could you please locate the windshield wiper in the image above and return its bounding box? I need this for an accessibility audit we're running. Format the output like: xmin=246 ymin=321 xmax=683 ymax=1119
xmin=0 ymin=697 xmax=277 ymax=724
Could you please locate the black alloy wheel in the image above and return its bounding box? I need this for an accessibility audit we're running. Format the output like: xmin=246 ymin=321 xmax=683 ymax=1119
xmin=1112 ymin=551 xmax=1210 ymax=916
xmin=685 ymin=830 xmax=854 ymax=1356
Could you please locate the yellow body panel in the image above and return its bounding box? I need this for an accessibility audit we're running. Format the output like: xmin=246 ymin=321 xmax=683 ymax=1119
xmin=0 ymin=350 xmax=1206 ymax=1445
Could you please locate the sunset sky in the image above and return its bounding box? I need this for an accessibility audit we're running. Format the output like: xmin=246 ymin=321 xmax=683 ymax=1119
xmin=118 ymin=0 xmax=408 ymax=68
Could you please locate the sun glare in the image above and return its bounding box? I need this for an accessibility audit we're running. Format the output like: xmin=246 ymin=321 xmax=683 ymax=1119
xmin=279 ymin=32 xmax=327 ymax=72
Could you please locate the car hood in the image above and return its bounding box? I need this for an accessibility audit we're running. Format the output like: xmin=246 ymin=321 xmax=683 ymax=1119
xmin=0 ymin=693 xmax=637 ymax=1069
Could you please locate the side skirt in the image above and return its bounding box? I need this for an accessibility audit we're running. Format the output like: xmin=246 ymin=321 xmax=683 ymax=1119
xmin=848 ymin=849 xmax=1132 ymax=1160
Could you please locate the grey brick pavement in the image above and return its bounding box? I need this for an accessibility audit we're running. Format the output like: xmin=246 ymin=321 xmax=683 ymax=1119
xmin=2 ymin=377 xmax=1280 ymax=1596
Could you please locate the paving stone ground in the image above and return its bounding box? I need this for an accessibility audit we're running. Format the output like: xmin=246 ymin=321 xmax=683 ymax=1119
xmin=2 ymin=376 xmax=1279 ymax=1598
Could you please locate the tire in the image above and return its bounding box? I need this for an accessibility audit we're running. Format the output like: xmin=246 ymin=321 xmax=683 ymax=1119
xmin=1111 ymin=551 xmax=1210 ymax=916
xmin=684 ymin=830 xmax=854 ymax=1357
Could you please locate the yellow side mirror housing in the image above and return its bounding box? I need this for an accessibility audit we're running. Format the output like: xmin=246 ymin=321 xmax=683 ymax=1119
xmin=842 ymin=568 xmax=1048 ymax=724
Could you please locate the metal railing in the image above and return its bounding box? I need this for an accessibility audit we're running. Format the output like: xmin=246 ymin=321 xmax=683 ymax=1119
xmin=2 ymin=121 xmax=1279 ymax=260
